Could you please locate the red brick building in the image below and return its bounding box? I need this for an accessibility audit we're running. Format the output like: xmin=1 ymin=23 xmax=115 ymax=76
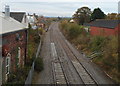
xmin=84 ymin=20 xmax=120 ymax=36
xmin=1 ymin=11 xmax=28 ymax=83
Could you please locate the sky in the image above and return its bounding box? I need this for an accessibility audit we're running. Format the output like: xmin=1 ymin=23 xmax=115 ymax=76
xmin=0 ymin=0 xmax=120 ymax=17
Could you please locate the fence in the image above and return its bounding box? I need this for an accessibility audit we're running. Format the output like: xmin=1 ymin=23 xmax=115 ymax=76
xmin=25 ymin=39 xmax=41 ymax=85
xmin=25 ymin=62 xmax=35 ymax=85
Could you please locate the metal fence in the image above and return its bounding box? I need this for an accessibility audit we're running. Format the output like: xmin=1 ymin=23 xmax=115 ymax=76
xmin=25 ymin=40 xmax=41 ymax=85
xmin=25 ymin=62 xmax=35 ymax=85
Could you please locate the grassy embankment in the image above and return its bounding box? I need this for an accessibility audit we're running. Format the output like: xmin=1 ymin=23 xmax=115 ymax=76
xmin=59 ymin=20 xmax=119 ymax=83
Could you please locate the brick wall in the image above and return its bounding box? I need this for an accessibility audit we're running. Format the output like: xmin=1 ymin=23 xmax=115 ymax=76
xmin=2 ymin=29 xmax=27 ymax=83
xmin=90 ymin=26 xmax=118 ymax=36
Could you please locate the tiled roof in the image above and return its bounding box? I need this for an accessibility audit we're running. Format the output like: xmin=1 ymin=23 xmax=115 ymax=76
xmin=3 ymin=12 xmax=26 ymax=22
xmin=84 ymin=20 xmax=120 ymax=29
xmin=10 ymin=12 xmax=25 ymax=22
xmin=0 ymin=12 xmax=26 ymax=34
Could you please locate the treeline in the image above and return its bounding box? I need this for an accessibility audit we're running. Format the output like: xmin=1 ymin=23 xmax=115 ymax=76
xmin=59 ymin=20 xmax=119 ymax=83
xmin=73 ymin=7 xmax=120 ymax=25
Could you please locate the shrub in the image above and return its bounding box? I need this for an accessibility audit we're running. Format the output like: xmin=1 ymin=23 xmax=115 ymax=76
xmin=38 ymin=28 xmax=44 ymax=35
xmin=34 ymin=34 xmax=40 ymax=44
xmin=89 ymin=36 xmax=106 ymax=52
xmin=60 ymin=21 xmax=86 ymax=40
xmin=34 ymin=57 xmax=44 ymax=72
xmin=68 ymin=23 xmax=81 ymax=39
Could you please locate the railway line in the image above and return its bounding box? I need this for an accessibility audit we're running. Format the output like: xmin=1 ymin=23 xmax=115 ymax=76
xmin=50 ymin=22 xmax=98 ymax=85
xmin=35 ymin=22 xmax=114 ymax=84
xmin=50 ymin=26 xmax=69 ymax=85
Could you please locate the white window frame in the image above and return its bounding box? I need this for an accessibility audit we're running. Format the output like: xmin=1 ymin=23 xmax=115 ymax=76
xmin=5 ymin=53 xmax=11 ymax=81
xmin=18 ymin=47 xmax=21 ymax=66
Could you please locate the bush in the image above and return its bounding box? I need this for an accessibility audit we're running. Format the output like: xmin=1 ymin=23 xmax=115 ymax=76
xmin=34 ymin=57 xmax=44 ymax=72
xmin=68 ymin=23 xmax=82 ymax=39
xmin=89 ymin=36 xmax=106 ymax=52
xmin=38 ymin=28 xmax=45 ymax=35
xmin=34 ymin=34 xmax=40 ymax=44
xmin=60 ymin=21 xmax=86 ymax=40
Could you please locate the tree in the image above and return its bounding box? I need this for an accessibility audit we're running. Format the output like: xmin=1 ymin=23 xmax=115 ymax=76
xmin=91 ymin=8 xmax=105 ymax=21
xmin=28 ymin=23 xmax=31 ymax=29
xmin=106 ymin=13 xmax=120 ymax=20
xmin=73 ymin=7 xmax=91 ymax=25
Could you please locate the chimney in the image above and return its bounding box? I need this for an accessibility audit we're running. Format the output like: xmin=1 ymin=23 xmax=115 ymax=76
xmin=5 ymin=5 xmax=10 ymax=17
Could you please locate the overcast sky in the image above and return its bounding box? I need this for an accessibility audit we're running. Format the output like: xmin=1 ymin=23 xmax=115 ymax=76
xmin=0 ymin=0 xmax=119 ymax=17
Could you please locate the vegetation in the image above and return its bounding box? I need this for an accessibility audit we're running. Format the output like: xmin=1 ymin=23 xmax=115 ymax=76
xmin=3 ymin=66 xmax=30 ymax=85
xmin=73 ymin=7 xmax=91 ymax=25
xmin=106 ymin=13 xmax=120 ymax=20
xmin=34 ymin=57 xmax=44 ymax=72
xmin=26 ymin=26 xmax=40 ymax=66
xmin=91 ymin=8 xmax=105 ymax=21
xmin=59 ymin=20 xmax=119 ymax=83
xmin=73 ymin=7 xmax=116 ymax=24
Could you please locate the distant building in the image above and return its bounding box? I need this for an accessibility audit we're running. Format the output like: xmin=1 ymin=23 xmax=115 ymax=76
xmin=1 ymin=5 xmax=28 ymax=84
xmin=84 ymin=20 xmax=120 ymax=36
xmin=27 ymin=13 xmax=38 ymax=29
xmin=69 ymin=19 xmax=75 ymax=23
xmin=37 ymin=16 xmax=46 ymax=29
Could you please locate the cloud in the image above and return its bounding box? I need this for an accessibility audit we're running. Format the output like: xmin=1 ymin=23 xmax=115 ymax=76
xmin=2 ymin=0 xmax=119 ymax=3
xmin=1 ymin=0 xmax=119 ymax=17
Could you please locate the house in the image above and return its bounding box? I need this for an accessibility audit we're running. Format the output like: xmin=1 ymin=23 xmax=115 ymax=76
xmin=84 ymin=20 xmax=120 ymax=36
xmin=27 ymin=13 xmax=38 ymax=24
xmin=37 ymin=16 xmax=46 ymax=29
xmin=69 ymin=19 xmax=75 ymax=23
xmin=1 ymin=5 xmax=28 ymax=84
xmin=27 ymin=13 xmax=38 ymax=29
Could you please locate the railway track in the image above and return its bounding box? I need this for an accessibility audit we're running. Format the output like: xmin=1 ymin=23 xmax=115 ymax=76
xmin=52 ymin=22 xmax=98 ymax=86
xmin=50 ymin=26 xmax=69 ymax=85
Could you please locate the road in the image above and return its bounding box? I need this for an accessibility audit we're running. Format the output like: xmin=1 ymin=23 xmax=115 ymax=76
xmin=35 ymin=22 xmax=114 ymax=85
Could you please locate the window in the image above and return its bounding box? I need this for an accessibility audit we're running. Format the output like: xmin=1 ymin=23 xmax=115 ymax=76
xmin=18 ymin=47 xmax=21 ymax=66
xmin=6 ymin=57 xmax=10 ymax=74
xmin=16 ymin=33 xmax=20 ymax=41
xmin=5 ymin=53 xmax=10 ymax=81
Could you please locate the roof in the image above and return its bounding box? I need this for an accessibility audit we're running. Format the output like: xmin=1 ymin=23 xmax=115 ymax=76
xmin=10 ymin=12 xmax=25 ymax=22
xmin=3 ymin=12 xmax=26 ymax=22
xmin=0 ymin=12 xmax=26 ymax=34
xmin=84 ymin=20 xmax=120 ymax=29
